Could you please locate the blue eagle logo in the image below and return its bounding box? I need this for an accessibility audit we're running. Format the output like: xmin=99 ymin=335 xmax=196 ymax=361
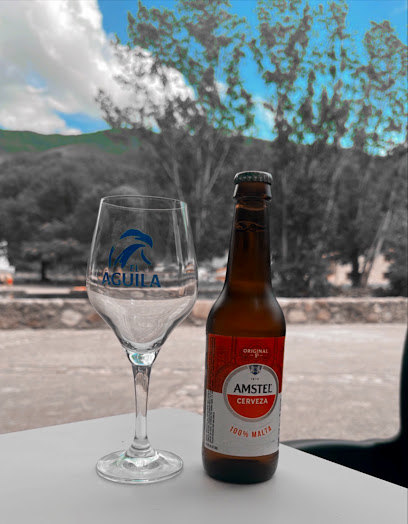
xmin=108 ymin=229 xmax=153 ymax=268
xmin=249 ymin=365 xmax=262 ymax=375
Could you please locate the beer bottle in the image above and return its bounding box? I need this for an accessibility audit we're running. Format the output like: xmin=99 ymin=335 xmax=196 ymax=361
xmin=202 ymin=171 xmax=286 ymax=483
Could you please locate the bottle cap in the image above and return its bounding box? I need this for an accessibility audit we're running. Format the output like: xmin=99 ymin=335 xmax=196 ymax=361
xmin=234 ymin=171 xmax=273 ymax=185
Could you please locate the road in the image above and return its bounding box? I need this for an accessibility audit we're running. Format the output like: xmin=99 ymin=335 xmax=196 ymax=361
xmin=0 ymin=323 xmax=405 ymax=442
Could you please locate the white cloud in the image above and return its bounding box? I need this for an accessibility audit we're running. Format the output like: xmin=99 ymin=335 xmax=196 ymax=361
xmin=253 ymin=96 xmax=275 ymax=138
xmin=0 ymin=84 xmax=82 ymax=135
xmin=215 ymin=81 xmax=228 ymax=97
xmin=111 ymin=45 xmax=195 ymax=127
xmin=0 ymin=0 xmax=191 ymax=135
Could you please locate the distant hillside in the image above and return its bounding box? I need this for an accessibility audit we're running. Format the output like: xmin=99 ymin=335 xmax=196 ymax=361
xmin=0 ymin=129 xmax=141 ymax=155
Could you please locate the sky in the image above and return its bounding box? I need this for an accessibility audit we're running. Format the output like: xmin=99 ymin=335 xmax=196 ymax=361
xmin=0 ymin=0 xmax=406 ymax=139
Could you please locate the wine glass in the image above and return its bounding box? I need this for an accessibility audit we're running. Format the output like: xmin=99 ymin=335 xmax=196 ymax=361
xmin=86 ymin=195 xmax=197 ymax=483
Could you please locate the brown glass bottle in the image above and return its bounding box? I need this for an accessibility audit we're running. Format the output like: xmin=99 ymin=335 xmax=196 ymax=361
xmin=202 ymin=171 xmax=286 ymax=484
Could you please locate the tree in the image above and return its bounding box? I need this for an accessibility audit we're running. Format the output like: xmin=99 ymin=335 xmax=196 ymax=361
xmin=22 ymin=222 xmax=83 ymax=282
xmin=253 ymin=0 xmax=407 ymax=292
xmin=339 ymin=20 xmax=407 ymax=287
xmin=0 ymin=146 xmax=150 ymax=280
xmin=97 ymin=0 xmax=254 ymax=260
xmin=252 ymin=0 xmax=355 ymax=294
xmin=382 ymin=143 xmax=408 ymax=296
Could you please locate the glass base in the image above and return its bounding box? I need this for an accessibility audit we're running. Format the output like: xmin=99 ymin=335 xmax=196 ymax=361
xmin=96 ymin=449 xmax=183 ymax=484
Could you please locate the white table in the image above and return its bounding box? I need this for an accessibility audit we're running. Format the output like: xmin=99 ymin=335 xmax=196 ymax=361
xmin=0 ymin=409 xmax=406 ymax=524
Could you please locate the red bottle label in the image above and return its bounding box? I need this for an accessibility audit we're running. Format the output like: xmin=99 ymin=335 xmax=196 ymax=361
xmin=204 ymin=334 xmax=285 ymax=457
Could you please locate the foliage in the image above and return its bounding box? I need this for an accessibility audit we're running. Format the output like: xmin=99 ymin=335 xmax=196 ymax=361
xmin=22 ymin=231 xmax=82 ymax=282
xmin=383 ymin=145 xmax=408 ymax=297
xmin=0 ymin=0 xmax=407 ymax=295
xmin=0 ymin=134 xmax=406 ymax=294
xmin=0 ymin=147 xmax=150 ymax=280
xmin=251 ymin=0 xmax=407 ymax=293
xmin=97 ymin=0 xmax=254 ymax=260
xmin=385 ymin=227 xmax=408 ymax=298
xmin=253 ymin=1 xmax=407 ymax=152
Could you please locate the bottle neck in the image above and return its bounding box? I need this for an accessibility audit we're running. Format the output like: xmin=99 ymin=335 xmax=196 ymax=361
xmin=224 ymin=197 xmax=272 ymax=294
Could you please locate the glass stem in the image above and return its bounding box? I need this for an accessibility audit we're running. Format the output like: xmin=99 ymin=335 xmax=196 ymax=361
xmin=126 ymin=360 xmax=156 ymax=459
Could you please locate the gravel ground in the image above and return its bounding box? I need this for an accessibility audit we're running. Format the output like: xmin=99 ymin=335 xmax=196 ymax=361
xmin=0 ymin=323 xmax=405 ymax=442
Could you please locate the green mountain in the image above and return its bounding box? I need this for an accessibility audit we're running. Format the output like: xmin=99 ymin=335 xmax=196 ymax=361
xmin=0 ymin=128 xmax=140 ymax=155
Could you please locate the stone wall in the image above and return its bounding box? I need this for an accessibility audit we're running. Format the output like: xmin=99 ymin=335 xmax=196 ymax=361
xmin=0 ymin=297 xmax=406 ymax=329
